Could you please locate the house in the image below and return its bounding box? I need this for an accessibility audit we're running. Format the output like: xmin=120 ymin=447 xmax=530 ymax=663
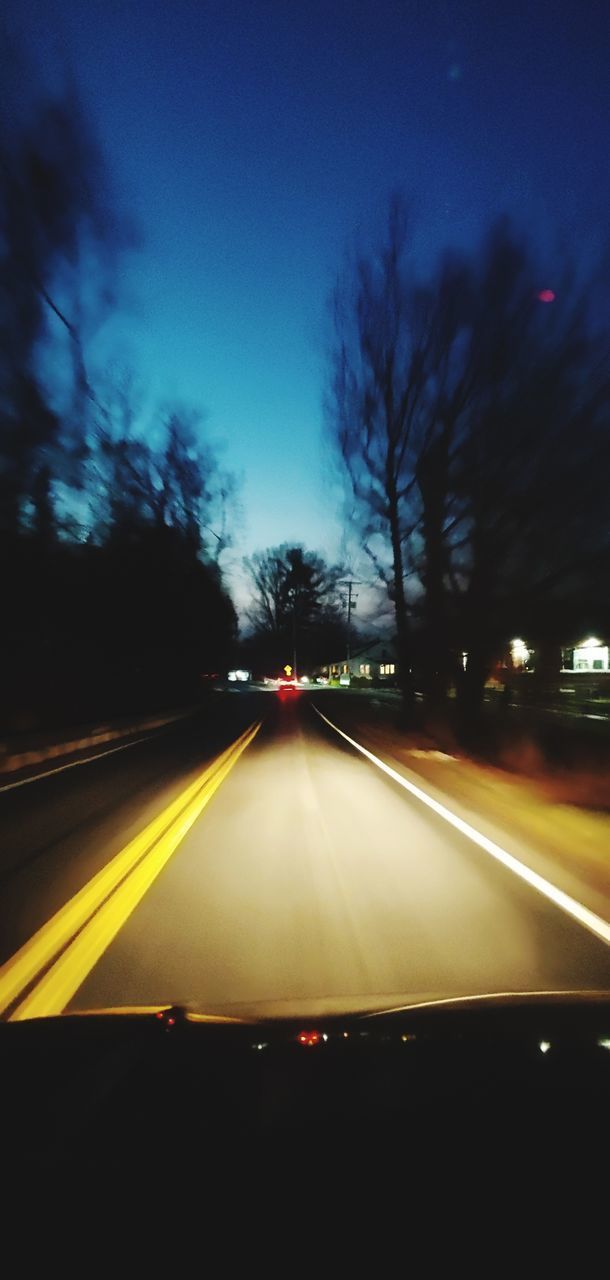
xmin=480 ymin=635 xmax=610 ymax=678
xmin=316 ymin=638 xmax=398 ymax=684
xmin=562 ymin=637 xmax=609 ymax=673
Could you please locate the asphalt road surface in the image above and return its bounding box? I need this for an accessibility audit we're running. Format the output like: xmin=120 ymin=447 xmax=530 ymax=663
xmin=1 ymin=690 xmax=609 ymax=1019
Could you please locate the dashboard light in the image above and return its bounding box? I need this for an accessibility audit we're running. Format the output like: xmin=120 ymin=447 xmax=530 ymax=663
xmin=298 ymin=1030 xmax=321 ymax=1047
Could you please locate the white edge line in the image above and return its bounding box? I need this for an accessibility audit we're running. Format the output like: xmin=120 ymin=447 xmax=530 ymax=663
xmin=0 ymin=733 xmax=156 ymax=794
xmin=314 ymin=706 xmax=610 ymax=948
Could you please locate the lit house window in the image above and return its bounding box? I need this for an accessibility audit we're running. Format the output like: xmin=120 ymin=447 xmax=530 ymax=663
xmin=381 ymin=663 xmax=395 ymax=675
xmin=360 ymin=663 xmax=370 ymax=676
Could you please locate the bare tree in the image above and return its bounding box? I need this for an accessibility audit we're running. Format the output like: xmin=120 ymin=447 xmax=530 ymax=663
xmin=327 ymin=195 xmax=433 ymax=715
xmin=0 ymin=75 xmax=133 ymax=536
xmin=244 ymin=544 xmax=344 ymax=670
xmin=245 ymin=548 xmax=290 ymax=638
xmin=328 ymin=198 xmax=610 ymax=735
xmin=90 ymin=370 xmax=238 ymax=565
xmin=448 ymin=221 xmax=610 ymax=726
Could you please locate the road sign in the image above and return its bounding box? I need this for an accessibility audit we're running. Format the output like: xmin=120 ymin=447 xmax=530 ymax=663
xmin=284 ymin=664 xmax=293 ymax=676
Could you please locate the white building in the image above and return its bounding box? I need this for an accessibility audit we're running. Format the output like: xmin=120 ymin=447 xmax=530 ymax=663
xmin=318 ymin=638 xmax=398 ymax=684
xmin=565 ymin=638 xmax=609 ymax=673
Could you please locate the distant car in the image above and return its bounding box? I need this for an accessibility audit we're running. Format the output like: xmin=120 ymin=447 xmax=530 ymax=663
xmin=277 ymin=676 xmax=298 ymax=694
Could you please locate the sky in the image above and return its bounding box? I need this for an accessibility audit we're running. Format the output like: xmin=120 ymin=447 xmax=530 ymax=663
xmin=7 ymin=0 xmax=610 ymax=617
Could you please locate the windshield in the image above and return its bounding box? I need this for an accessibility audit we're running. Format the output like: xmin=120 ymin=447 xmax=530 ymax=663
xmin=1 ymin=1 xmax=609 ymax=1024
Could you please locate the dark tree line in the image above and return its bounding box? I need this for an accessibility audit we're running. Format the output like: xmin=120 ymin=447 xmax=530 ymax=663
xmin=328 ymin=195 xmax=610 ymax=733
xmin=243 ymin=544 xmax=347 ymax=674
xmin=0 ymin=69 xmax=236 ymax=732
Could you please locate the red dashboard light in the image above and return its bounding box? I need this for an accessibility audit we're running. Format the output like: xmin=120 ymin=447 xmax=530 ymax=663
xmin=156 ymin=1009 xmax=177 ymax=1028
xmin=298 ymin=1030 xmax=322 ymax=1047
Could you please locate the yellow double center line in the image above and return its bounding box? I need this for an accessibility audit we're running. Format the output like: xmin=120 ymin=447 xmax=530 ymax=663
xmin=0 ymin=720 xmax=261 ymax=1021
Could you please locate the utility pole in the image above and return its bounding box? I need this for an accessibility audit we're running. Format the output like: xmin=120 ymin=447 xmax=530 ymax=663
xmin=338 ymin=579 xmax=361 ymax=679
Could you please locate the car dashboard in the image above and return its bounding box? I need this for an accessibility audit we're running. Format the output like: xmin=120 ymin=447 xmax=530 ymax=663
xmin=2 ymin=992 xmax=609 ymax=1175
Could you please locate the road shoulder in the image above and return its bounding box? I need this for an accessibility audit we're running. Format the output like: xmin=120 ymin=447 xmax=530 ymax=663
xmin=314 ymin=700 xmax=610 ymax=928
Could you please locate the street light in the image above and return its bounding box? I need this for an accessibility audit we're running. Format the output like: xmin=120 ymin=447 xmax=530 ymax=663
xmin=510 ymin=638 xmax=530 ymax=667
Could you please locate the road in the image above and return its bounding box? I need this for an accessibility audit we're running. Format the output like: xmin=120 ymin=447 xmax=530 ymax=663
xmin=0 ymin=690 xmax=609 ymax=1019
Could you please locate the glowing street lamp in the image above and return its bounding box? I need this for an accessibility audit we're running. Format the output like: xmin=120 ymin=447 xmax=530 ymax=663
xmin=510 ymin=638 xmax=530 ymax=667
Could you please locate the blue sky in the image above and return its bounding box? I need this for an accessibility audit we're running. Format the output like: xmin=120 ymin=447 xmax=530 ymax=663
xmin=8 ymin=0 xmax=610 ymax=614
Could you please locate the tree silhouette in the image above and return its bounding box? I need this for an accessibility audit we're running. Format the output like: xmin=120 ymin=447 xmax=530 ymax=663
xmin=328 ymin=195 xmax=610 ymax=734
xmin=244 ymin=544 xmax=345 ymax=672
